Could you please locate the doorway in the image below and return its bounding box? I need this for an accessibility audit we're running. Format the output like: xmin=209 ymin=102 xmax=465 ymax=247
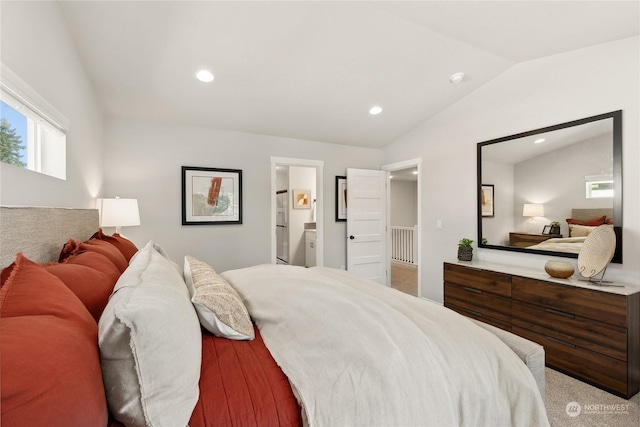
xmin=382 ymin=159 xmax=421 ymax=297
xmin=271 ymin=157 xmax=324 ymax=267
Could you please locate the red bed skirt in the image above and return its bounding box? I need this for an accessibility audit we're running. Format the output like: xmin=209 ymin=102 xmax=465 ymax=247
xmin=190 ymin=326 xmax=302 ymax=426
xmin=110 ymin=326 xmax=301 ymax=426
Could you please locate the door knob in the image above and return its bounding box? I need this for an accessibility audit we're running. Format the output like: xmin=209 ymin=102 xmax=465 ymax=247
xmin=349 ymin=235 xmax=355 ymax=240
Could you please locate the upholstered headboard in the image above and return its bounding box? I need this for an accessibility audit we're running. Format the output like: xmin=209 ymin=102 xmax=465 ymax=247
xmin=570 ymin=208 xmax=613 ymax=222
xmin=0 ymin=206 xmax=99 ymax=268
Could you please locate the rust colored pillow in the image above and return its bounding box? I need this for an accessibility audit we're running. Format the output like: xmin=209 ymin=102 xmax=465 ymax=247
xmin=59 ymin=239 xmax=128 ymax=272
xmin=91 ymin=229 xmax=138 ymax=261
xmin=63 ymin=251 xmax=122 ymax=286
xmin=43 ymin=262 xmax=115 ymax=322
xmin=0 ymin=254 xmax=108 ymax=427
xmin=566 ymin=215 xmax=606 ymax=226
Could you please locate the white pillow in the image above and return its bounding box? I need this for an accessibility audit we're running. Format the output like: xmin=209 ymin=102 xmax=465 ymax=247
xmin=184 ymin=255 xmax=254 ymax=340
xmin=569 ymin=224 xmax=596 ymax=237
xmin=99 ymin=242 xmax=201 ymax=427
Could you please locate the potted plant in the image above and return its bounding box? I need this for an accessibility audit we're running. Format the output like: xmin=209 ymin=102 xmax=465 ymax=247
xmin=549 ymin=221 xmax=561 ymax=235
xmin=458 ymin=238 xmax=474 ymax=261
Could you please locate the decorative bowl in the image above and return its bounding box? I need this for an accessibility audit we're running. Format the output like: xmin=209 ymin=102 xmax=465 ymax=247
xmin=544 ymin=261 xmax=575 ymax=279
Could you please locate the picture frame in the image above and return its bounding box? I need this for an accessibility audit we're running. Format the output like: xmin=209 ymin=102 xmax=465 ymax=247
xmin=292 ymin=189 xmax=311 ymax=209
xmin=542 ymin=225 xmax=552 ymax=235
xmin=481 ymin=184 xmax=494 ymax=217
xmin=335 ymin=176 xmax=347 ymax=221
xmin=182 ymin=166 xmax=242 ymax=225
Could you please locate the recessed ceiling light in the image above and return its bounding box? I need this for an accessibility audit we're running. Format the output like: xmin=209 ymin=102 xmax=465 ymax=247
xmin=369 ymin=106 xmax=383 ymax=115
xmin=449 ymin=72 xmax=465 ymax=84
xmin=534 ymin=138 xmax=546 ymax=144
xmin=196 ymin=69 xmax=214 ymax=83
xmin=412 ymin=171 xmax=418 ymax=175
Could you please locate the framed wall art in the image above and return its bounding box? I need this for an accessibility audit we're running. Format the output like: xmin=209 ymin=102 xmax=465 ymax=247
xmin=292 ymin=189 xmax=311 ymax=209
xmin=336 ymin=176 xmax=347 ymax=221
xmin=481 ymin=184 xmax=494 ymax=217
xmin=182 ymin=166 xmax=242 ymax=225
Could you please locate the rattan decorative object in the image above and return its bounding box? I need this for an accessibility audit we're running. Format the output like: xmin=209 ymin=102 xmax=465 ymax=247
xmin=578 ymin=225 xmax=616 ymax=279
xmin=544 ymin=261 xmax=575 ymax=279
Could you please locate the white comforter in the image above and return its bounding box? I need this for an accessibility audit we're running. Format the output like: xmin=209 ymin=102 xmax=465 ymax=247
xmin=527 ymin=236 xmax=586 ymax=253
xmin=222 ymin=265 xmax=549 ymax=427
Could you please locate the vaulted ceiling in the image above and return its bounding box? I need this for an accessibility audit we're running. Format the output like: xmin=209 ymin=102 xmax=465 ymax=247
xmin=58 ymin=1 xmax=639 ymax=148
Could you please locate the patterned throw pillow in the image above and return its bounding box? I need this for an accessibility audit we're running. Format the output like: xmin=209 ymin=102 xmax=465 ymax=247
xmin=184 ymin=255 xmax=254 ymax=340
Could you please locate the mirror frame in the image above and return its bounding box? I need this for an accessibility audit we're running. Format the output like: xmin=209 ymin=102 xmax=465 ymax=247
xmin=477 ymin=110 xmax=622 ymax=263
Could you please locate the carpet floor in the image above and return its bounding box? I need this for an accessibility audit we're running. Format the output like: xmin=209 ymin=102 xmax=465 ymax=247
xmin=545 ymin=367 xmax=639 ymax=426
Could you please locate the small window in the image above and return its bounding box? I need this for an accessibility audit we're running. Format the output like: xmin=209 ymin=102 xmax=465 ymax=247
xmin=0 ymin=100 xmax=27 ymax=167
xmin=0 ymin=64 xmax=67 ymax=180
xmin=585 ymin=176 xmax=614 ymax=199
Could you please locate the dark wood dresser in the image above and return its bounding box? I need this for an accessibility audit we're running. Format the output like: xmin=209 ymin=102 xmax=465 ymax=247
xmin=508 ymin=232 xmax=562 ymax=248
xmin=443 ymin=261 xmax=640 ymax=398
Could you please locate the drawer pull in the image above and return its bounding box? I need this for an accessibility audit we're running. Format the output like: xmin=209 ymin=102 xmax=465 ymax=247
xmin=545 ymin=308 xmax=575 ymax=319
xmin=463 ymin=308 xmax=483 ymax=318
xmin=546 ymin=336 xmax=576 ymax=348
xmin=462 ymin=286 xmax=482 ymax=294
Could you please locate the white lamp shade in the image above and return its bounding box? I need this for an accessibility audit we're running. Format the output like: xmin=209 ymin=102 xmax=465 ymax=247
xmin=523 ymin=203 xmax=544 ymax=217
xmin=98 ymin=198 xmax=140 ymax=227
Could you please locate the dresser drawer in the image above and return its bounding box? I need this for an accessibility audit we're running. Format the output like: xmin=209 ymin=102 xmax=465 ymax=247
xmin=444 ymin=263 xmax=511 ymax=297
xmin=445 ymin=302 xmax=511 ymax=331
xmin=513 ymin=326 xmax=628 ymax=396
xmin=512 ymin=276 xmax=627 ymax=327
xmin=511 ymin=300 xmax=627 ymax=361
xmin=445 ymin=283 xmax=511 ymax=323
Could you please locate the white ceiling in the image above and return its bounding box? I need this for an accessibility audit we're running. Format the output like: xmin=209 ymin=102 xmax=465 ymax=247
xmin=482 ymin=118 xmax=613 ymax=164
xmin=58 ymin=1 xmax=639 ymax=149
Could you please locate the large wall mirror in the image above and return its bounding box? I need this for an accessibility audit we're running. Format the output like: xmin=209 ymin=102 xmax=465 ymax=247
xmin=477 ymin=110 xmax=622 ymax=263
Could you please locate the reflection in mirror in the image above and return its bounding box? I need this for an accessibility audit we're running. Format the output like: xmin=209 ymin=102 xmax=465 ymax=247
xmin=477 ymin=111 xmax=622 ymax=263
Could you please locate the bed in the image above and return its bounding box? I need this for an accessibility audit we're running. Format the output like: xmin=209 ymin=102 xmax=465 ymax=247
xmin=527 ymin=208 xmax=613 ymax=253
xmin=0 ymin=206 xmax=549 ymax=427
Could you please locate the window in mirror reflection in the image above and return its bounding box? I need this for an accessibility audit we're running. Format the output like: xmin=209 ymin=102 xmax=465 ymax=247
xmin=585 ymin=176 xmax=614 ymax=199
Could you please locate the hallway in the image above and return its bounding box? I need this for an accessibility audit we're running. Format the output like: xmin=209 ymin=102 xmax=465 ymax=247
xmin=390 ymin=262 xmax=418 ymax=297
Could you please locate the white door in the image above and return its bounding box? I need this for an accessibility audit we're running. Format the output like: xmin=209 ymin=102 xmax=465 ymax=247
xmin=346 ymin=168 xmax=388 ymax=285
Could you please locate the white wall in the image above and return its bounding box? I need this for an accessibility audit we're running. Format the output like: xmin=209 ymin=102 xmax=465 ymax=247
xmin=390 ymin=180 xmax=417 ymax=227
xmin=103 ymin=117 xmax=382 ymax=272
xmin=514 ymin=135 xmax=612 ymax=236
xmin=383 ymin=37 xmax=640 ymax=302
xmin=0 ymin=1 xmax=104 ymax=208
xmin=276 ymin=167 xmax=288 ymax=192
